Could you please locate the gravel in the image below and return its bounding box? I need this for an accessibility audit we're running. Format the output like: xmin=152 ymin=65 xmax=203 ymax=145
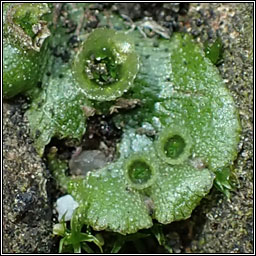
xmin=3 ymin=99 xmax=55 ymax=253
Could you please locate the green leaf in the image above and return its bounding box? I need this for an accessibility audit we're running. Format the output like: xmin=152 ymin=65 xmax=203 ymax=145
xmin=118 ymin=132 xmax=214 ymax=224
xmin=204 ymin=37 xmax=224 ymax=65
xmin=59 ymin=237 xmax=67 ymax=253
xmin=111 ymin=239 xmax=125 ymax=254
xmin=163 ymin=33 xmax=241 ymax=170
xmin=65 ymin=129 xmax=214 ymax=234
xmin=56 ymin=207 xmax=104 ymax=253
xmin=151 ymin=224 xmax=173 ymax=253
xmin=214 ymin=167 xmax=233 ymax=198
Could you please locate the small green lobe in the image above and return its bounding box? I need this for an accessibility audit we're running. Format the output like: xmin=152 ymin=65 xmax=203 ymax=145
xmin=3 ymin=3 xmax=50 ymax=99
xmin=3 ymin=41 xmax=41 ymax=98
xmin=204 ymin=37 xmax=224 ymax=65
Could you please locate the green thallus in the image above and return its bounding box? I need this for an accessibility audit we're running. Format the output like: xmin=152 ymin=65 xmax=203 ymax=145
xmin=54 ymin=31 xmax=240 ymax=237
xmin=3 ymin=3 xmax=241 ymax=252
xmin=3 ymin=3 xmax=50 ymax=98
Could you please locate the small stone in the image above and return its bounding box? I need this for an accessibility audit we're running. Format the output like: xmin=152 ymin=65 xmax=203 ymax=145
xmin=69 ymin=150 xmax=109 ymax=176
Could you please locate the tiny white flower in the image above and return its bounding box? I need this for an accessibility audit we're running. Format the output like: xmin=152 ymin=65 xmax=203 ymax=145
xmin=56 ymin=195 xmax=79 ymax=221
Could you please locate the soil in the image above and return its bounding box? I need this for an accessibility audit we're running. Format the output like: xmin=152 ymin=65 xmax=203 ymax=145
xmin=3 ymin=99 xmax=57 ymax=253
